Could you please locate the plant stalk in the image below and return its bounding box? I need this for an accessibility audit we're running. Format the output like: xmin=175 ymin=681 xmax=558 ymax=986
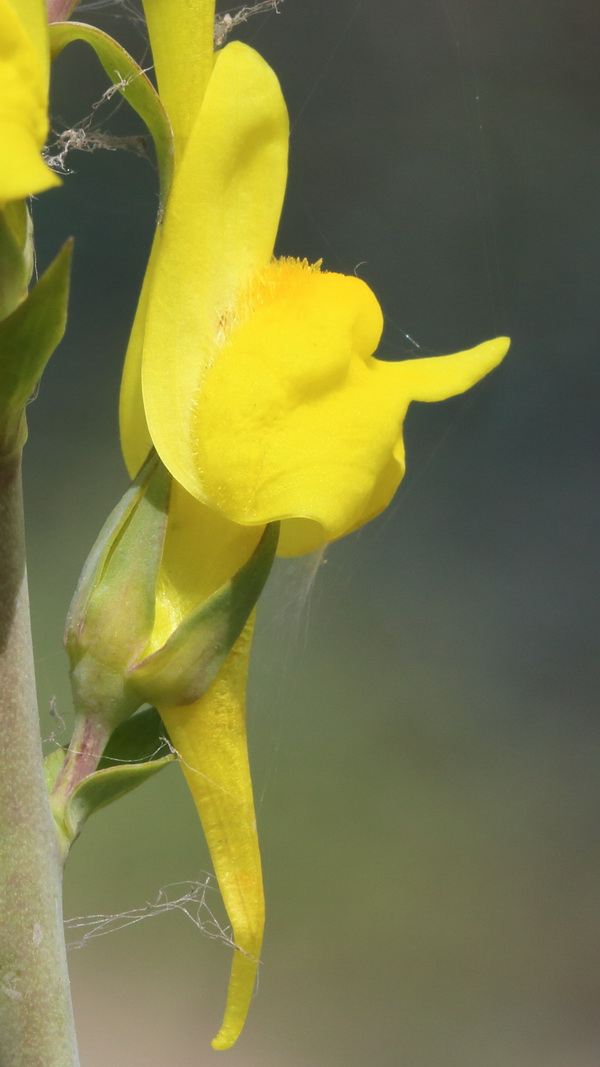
xmin=0 ymin=453 xmax=80 ymax=1067
xmin=46 ymin=0 xmax=81 ymax=22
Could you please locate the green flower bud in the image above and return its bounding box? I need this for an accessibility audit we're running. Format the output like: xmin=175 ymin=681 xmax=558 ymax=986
xmin=52 ymin=455 xmax=278 ymax=852
xmin=64 ymin=452 xmax=172 ymax=730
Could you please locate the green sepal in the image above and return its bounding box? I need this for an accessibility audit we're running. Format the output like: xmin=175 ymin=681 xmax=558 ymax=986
xmin=0 ymin=207 xmax=29 ymax=321
xmin=75 ymin=458 xmax=170 ymax=669
xmin=50 ymin=22 xmax=174 ymax=214
xmin=64 ymin=451 xmax=159 ymax=658
xmin=0 ymin=240 xmax=72 ymax=456
xmin=129 ymin=522 xmax=279 ymax=706
xmin=65 ymin=453 xmax=170 ymax=673
xmin=51 ymin=708 xmax=174 ymax=849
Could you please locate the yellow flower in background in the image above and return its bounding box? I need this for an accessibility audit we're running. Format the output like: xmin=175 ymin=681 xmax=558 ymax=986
xmin=0 ymin=0 xmax=59 ymax=201
xmin=119 ymin=0 xmax=509 ymax=1050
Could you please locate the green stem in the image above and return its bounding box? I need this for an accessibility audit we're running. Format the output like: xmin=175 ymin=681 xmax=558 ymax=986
xmin=50 ymin=711 xmax=111 ymax=844
xmin=0 ymin=453 xmax=80 ymax=1067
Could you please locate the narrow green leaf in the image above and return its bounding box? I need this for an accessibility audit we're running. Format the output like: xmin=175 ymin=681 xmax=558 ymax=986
xmin=129 ymin=522 xmax=279 ymax=707
xmin=54 ymin=708 xmax=173 ymax=846
xmin=50 ymin=22 xmax=174 ymax=214
xmin=81 ymin=459 xmax=170 ymax=656
xmin=63 ymin=753 xmax=174 ymax=842
xmin=0 ymin=240 xmax=72 ymax=455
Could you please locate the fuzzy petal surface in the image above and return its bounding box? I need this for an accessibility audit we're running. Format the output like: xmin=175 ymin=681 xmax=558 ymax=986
xmin=171 ymin=258 xmax=509 ymax=554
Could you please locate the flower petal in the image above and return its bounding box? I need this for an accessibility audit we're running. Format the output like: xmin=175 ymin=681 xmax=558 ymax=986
xmin=178 ymin=258 xmax=509 ymax=554
xmin=0 ymin=0 xmax=58 ymax=201
xmin=141 ymin=0 xmax=215 ymax=157
xmin=119 ymin=229 xmax=161 ymax=477
xmin=148 ymin=481 xmax=263 ymax=652
xmin=387 ymin=336 xmax=511 ymax=403
xmin=149 ymin=488 xmax=265 ymax=1048
xmin=5 ymin=0 xmax=48 ymax=76
xmin=159 ymin=619 xmax=263 ymax=1052
xmin=138 ymin=40 xmax=289 ymax=504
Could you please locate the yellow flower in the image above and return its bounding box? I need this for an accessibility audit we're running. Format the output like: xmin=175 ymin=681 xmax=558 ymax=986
xmin=119 ymin=1 xmax=509 ymax=1049
xmin=0 ymin=0 xmax=59 ymax=202
xmin=121 ymin=37 xmax=507 ymax=555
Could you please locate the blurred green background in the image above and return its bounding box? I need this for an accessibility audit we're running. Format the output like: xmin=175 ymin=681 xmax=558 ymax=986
xmin=26 ymin=0 xmax=600 ymax=1063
